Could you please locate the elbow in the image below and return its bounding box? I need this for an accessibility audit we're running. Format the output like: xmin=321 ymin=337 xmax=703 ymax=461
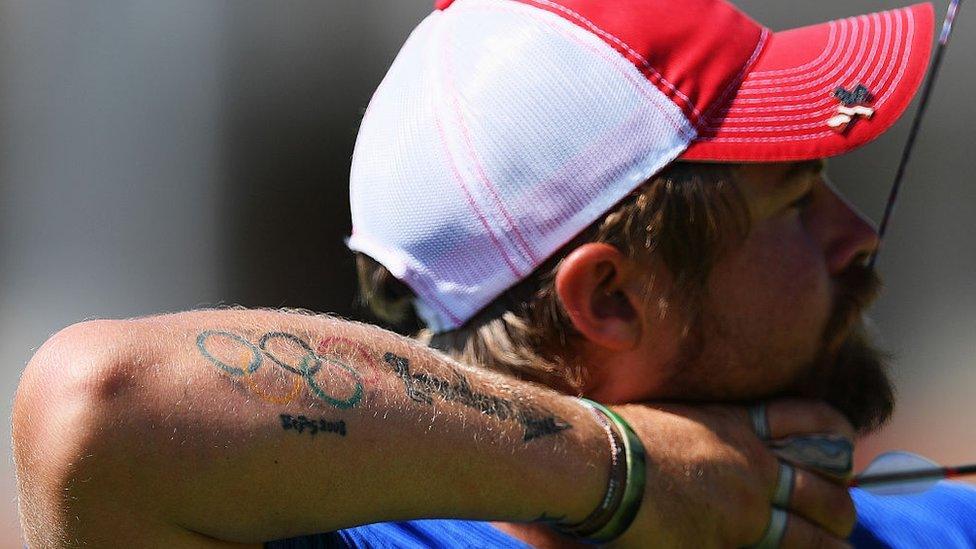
xmin=18 ymin=319 xmax=138 ymax=407
xmin=12 ymin=319 xmax=138 ymax=546
xmin=14 ymin=318 xmax=135 ymax=461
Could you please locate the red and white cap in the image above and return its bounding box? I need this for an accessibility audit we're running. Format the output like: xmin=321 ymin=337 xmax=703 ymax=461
xmin=348 ymin=0 xmax=934 ymax=332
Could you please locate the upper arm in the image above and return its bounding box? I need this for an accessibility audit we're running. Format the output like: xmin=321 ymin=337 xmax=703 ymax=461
xmin=13 ymin=319 xmax=264 ymax=547
xmin=14 ymin=320 xmax=125 ymax=547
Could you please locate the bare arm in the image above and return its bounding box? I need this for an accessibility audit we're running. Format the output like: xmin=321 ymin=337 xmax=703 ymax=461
xmin=13 ymin=309 xmax=610 ymax=547
xmin=13 ymin=308 xmax=858 ymax=548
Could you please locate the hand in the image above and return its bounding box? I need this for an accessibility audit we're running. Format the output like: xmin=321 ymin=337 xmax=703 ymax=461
xmin=608 ymin=398 xmax=856 ymax=548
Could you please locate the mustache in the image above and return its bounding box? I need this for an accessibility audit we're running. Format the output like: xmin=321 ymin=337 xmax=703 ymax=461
xmin=822 ymin=263 xmax=882 ymax=349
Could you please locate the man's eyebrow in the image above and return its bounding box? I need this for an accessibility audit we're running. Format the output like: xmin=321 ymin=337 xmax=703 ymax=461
xmin=781 ymin=159 xmax=826 ymax=186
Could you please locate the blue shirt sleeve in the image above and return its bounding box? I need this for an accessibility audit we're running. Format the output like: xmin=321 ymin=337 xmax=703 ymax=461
xmin=267 ymin=482 xmax=976 ymax=549
xmin=265 ymin=519 xmax=533 ymax=549
xmin=850 ymin=481 xmax=976 ymax=548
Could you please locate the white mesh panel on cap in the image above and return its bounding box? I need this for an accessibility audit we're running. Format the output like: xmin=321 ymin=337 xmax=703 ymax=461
xmin=348 ymin=0 xmax=695 ymax=332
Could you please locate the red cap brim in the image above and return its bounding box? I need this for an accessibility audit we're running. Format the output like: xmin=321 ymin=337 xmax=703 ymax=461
xmin=682 ymin=3 xmax=934 ymax=162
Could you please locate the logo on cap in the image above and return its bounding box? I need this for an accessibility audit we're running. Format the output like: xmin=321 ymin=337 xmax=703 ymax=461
xmin=828 ymin=84 xmax=875 ymax=133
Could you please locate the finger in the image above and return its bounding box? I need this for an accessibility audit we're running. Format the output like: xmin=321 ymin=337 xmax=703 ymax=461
xmin=785 ymin=467 xmax=857 ymax=539
xmin=764 ymin=399 xmax=856 ymax=442
xmin=746 ymin=507 xmax=788 ymax=549
xmin=778 ymin=513 xmax=852 ymax=549
xmin=770 ymin=435 xmax=853 ymax=480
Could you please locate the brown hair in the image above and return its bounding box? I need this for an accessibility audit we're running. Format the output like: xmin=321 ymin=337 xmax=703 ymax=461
xmin=356 ymin=162 xmax=749 ymax=392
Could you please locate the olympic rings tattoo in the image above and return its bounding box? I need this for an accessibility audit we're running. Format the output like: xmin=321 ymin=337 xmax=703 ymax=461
xmin=242 ymin=369 xmax=304 ymax=405
xmin=304 ymin=355 xmax=364 ymax=409
xmin=260 ymin=332 xmax=322 ymax=376
xmin=196 ymin=330 xmax=365 ymax=409
xmin=197 ymin=331 xmax=262 ymax=376
xmin=317 ymin=336 xmax=381 ymax=386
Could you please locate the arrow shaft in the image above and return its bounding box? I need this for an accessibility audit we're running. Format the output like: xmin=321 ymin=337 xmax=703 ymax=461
xmin=851 ymin=463 xmax=976 ymax=488
xmin=945 ymin=464 xmax=976 ymax=478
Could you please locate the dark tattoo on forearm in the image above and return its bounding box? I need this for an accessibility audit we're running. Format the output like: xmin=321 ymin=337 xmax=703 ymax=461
xmin=280 ymin=414 xmax=347 ymax=437
xmin=195 ymin=329 xmax=571 ymax=441
xmin=197 ymin=330 xmax=364 ymax=409
xmin=383 ymin=352 xmax=571 ymax=441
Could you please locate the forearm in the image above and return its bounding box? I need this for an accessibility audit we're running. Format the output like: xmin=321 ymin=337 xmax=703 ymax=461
xmin=15 ymin=309 xmax=608 ymax=545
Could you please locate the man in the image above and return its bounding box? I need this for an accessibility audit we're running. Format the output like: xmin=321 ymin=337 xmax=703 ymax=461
xmin=12 ymin=1 xmax=976 ymax=548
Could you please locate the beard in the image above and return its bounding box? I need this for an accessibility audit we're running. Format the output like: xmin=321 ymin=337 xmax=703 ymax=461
xmin=663 ymin=262 xmax=895 ymax=435
xmin=786 ymin=264 xmax=895 ymax=435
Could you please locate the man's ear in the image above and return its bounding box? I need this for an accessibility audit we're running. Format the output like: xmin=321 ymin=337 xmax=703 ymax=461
xmin=554 ymin=243 xmax=644 ymax=351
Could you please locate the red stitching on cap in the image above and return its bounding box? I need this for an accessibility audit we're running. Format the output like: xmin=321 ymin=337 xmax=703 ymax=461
xmin=516 ymin=0 xmax=702 ymax=121
xmin=744 ymin=19 xmax=849 ymax=85
xmin=863 ymin=10 xmax=898 ymax=95
xmin=873 ymin=8 xmax=914 ymax=111
xmin=713 ymin=8 xmax=905 ymax=128
xmin=749 ymin=22 xmax=840 ymax=78
xmin=473 ymin=0 xmax=693 ymax=138
xmin=439 ymin=15 xmax=540 ymax=266
xmin=734 ymin=19 xmax=853 ymax=97
xmin=698 ymin=28 xmax=769 ymax=127
xmin=704 ymin=12 xmax=891 ymax=130
xmin=699 ymin=8 xmax=914 ymax=143
xmin=738 ymin=14 xmax=873 ymax=95
xmin=430 ymin=17 xmax=525 ymax=279
xmin=730 ymin=8 xmax=896 ymax=106
xmin=719 ymin=19 xmax=874 ymax=113
xmin=434 ymin=112 xmax=525 ymax=278
xmin=744 ymin=23 xmax=847 ymax=86
xmin=412 ymin=270 xmax=464 ymax=327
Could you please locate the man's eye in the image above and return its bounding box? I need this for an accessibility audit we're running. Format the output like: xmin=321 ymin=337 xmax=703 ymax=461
xmin=789 ymin=191 xmax=814 ymax=209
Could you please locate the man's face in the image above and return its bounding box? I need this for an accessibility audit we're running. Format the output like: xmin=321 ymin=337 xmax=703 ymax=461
xmin=654 ymin=161 xmax=893 ymax=433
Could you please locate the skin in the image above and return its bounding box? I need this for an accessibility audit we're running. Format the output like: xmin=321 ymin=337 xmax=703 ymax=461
xmin=11 ymin=161 xmax=866 ymax=548
xmin=499 ymin=160 xmax=878 ymax=547
xmin=565 ymin=161 xmax=879 ymax=405
xmin=13 ymin=314 xmax=611 ymax=547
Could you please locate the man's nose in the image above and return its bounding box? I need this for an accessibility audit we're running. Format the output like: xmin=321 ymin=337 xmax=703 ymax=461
xmin=816 ymin=180 xmax=880 ymax=274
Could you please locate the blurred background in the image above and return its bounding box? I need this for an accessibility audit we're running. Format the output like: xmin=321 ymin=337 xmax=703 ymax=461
xmin=0 ymin=0 xmax=972 ymax=545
